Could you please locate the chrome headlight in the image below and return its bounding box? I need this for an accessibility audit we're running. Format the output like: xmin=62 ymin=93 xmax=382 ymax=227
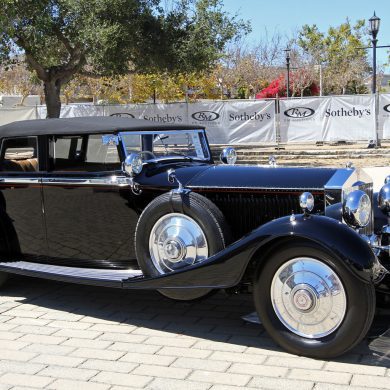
xmin=124 ymin=153 xmax=143 ymax=176
xmin=343 ymin=189 xmax=371 ymax=228
xmin=378 ymin=183 xmax=390 ymax=214
xmin=220 ymin=147 xmax=237 ymax=165
xmin=299 ymin=192 xmax=314 ymax=213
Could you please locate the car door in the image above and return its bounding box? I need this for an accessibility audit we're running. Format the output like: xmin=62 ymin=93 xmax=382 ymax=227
xmin=0 ymin=136 xmax=46 ymax=258
xmin=42 ymin=133 xmax=139 ymax=268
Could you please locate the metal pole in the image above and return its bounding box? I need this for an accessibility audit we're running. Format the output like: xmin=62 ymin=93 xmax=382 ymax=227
xmin=372 ymin=38 xmax=377 ymax=93
xmin=286 ymin=57 xmax=290 ymax=98
xmin=319 ymin=64 xmax=323 ymax=96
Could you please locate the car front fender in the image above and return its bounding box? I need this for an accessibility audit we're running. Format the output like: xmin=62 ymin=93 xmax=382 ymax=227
xmin=123 ymin=214 xmax=376 ymax=290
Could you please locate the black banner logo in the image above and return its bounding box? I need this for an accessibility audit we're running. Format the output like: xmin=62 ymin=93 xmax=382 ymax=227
xmin=191 ymin=111 xmax=220 ymax=121
xmin=384 ymin=104 xmax=390 ymax=113
xmin=284 ymin=107 xmax=315 ymax=118
xmin=110 ymin=113 xmax=135 ymax=118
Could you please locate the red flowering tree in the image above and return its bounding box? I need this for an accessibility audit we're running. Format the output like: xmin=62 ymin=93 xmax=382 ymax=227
xmin=256 ymin=71 xmax=319 ymax=99
xmin=256 ymin=75 xmax=286 ymax=98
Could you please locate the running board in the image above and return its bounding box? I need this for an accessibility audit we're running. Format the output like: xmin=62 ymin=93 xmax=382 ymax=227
xmin=0 ymin=261 xmax=144 ymax=288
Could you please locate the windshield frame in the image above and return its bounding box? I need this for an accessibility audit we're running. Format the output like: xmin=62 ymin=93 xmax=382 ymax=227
xmin=118 ymin=129 xmax=212 ymax=163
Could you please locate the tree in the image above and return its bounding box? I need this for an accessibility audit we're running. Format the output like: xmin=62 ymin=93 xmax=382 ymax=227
xmin=0 ymin=62 xmax=42 ymax=104
xmin=297 ymin=20 xmax=369 ymax=94
xmin=0 ymin=0 xmax=249 ymax=117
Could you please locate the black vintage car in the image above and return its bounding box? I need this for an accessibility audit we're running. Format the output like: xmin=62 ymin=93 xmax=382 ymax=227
xmin=0 ymin=116 xmax=388 ymax=359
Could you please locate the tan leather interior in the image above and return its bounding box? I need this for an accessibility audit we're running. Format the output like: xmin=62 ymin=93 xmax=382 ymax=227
xmin=3 ymin=158 xmax=38 ymax=172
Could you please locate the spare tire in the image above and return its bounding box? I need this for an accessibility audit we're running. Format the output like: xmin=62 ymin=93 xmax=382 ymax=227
xmin=135 ymin=191 xmax=231 ymax=301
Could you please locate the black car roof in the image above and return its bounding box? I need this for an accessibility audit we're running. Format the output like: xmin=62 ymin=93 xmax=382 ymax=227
xmin=0 ymin=116 xmax=205 ymax=138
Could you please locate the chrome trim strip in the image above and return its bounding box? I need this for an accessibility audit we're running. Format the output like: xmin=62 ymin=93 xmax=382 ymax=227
xmin=41 ymin=176 xmax=131 ymax=187
xmin=188 ymin=185 xmax=323 ymax=191
xmin=0 ymin=177 xmax=40 ymax=184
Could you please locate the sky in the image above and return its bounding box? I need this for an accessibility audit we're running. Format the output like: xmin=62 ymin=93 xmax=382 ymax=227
xmin=223 ymin=0 xmax=390 ymax=72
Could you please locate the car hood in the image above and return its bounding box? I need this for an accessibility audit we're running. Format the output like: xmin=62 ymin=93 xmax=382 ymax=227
xmin=186 ymin=165 xmax=351 ymax=191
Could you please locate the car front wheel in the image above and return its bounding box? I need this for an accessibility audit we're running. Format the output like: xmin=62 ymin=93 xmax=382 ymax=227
xmin=253 ymin=241 xmax=375 ymax=359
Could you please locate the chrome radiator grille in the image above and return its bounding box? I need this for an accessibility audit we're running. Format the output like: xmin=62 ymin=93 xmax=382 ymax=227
xmin=359 ymin=182 xmax=374 ymax=236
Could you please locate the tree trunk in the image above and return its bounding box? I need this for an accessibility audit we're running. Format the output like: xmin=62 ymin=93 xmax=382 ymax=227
xmin=44 ymin=79 xmax=62 ymax=118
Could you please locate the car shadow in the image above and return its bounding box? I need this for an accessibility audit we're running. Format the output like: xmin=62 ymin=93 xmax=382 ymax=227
xmin=1 ymin=275 xmax=389 ymax=367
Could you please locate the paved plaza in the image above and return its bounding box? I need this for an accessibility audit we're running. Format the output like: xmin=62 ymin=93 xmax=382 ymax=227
xmin=0 ymin=275 xmax=388 ymax=389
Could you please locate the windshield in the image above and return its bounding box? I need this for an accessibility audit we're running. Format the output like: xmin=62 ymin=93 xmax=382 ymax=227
xmin=120 ymin=130 xmax=210 ymax=161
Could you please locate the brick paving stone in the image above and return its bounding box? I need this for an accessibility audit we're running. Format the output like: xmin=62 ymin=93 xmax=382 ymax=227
xmin=148 ymin=377 xmax=212 ymax=390
xmin=98 ymin=333 xmax=147 ymax=343
xmin=53 ymin=328 xmax=102 ymax=339
xmin=0 ymin=373 xmax=54 ymax=388
xmin=93 ymin=371 xmax=153 ymax=387
xmin=266 ymin=356 xmax=325 ymax=369
xmin=0 ymin=360 xmax=45 ymax=375
xmin=18 ymin=334 xmax=67 ymax=345
xmin=248 ymin=377 xmax=315 ymax=390
xmin=109 ymin=342 xmax=161 ymax=354
xmin=90 ymin=323 xmax=137 ymax=333
xmin=314 ymin=384 xmax=389 ymax=390
xmin=120 ymin=352 xmax=176 ymax=366
xmin=47 ymin=379 xmax=110 ymax=390
xmin=209 ymin=351 xmax=267 ymax=365
xmin=192 ymin=340 xmax=247 ymax=353
xmin=39 ymin=366 xmax=98 ymax=381
xmin=70 ymin=347 xmax=125 ymax=360
xmin=31 ymin=354 xmax=85 ymax=367
xmin=157 ymin=346 xmax=211 ymax=359
xmin=61 ymin=337 xmax=113 ymax=349
xmin=80 ymin=358 xmax=138 ymax=373
xmin=13 ymin=325 xmax=58 ymax=336
xmin=324 ymin=361 xmax=387 ymax=376
xmin=145 ymin=336 xmax=196 ymax=348
xmin=351 ymin=374 xmax=390 ymax=388
xmin=132 ymin=364 xmax=191 ymax=379
xmin=6 ymin=318 xmax=50 ymax=326
xmin=0 ymin=349 xmax=37 ymax=362
xmin=22 ymin=343 xmax=75 ymax=356
xmin=228 ymin=363 xmax=288 ymax=378
xmin=189 ymin=370 xmax=251 ymax=387
xmin=288 ymin=368 xmax=352 ymax=385
xmin=48 ymin=320 xmax=92 ymax=330
xmin=172 ymin=357 xmax=231 ymax=372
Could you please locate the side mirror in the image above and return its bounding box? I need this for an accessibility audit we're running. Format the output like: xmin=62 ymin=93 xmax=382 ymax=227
xmin=123 ymin=153 xmax=143 ymax=177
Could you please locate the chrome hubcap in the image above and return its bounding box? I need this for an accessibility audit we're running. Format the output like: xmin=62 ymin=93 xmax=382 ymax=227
xmin=271 ymin=257 xmax=347 ymax=339
xmin=149 ymin=213 xmax=208 ymax=273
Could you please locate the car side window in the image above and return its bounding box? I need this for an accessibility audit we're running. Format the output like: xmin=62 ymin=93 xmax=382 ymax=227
xmin=51 ymin=134 xmax=121 ymax=172
xmin=0 ymin=137 xmax=38 ymax=172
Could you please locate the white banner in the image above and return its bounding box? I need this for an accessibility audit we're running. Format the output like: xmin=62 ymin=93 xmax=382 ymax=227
xmin=280 ymin=97 xmax=330 ymax=142
xmin=0 ymin=107 xmax=38 ymax=126
xmin=379 ymin=94 xmax=390 ymax=140
xmin=323 ymin=95 xmax=376 ymax=141
xmin=280 ymin=95 xmax=376 ymax=142
xmin=223 ymin=101 xmax=275 ymax=144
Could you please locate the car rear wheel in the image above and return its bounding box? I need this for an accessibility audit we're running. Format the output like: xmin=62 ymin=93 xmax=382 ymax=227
xmin=253 ymin=241 xmax=376 ymax=358
xmin=135 ymin=191 xmax=231 ymax=301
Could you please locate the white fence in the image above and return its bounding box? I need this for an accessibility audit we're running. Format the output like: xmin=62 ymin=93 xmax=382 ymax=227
xmin=1 ymin=94 xmax=390 ymax=144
